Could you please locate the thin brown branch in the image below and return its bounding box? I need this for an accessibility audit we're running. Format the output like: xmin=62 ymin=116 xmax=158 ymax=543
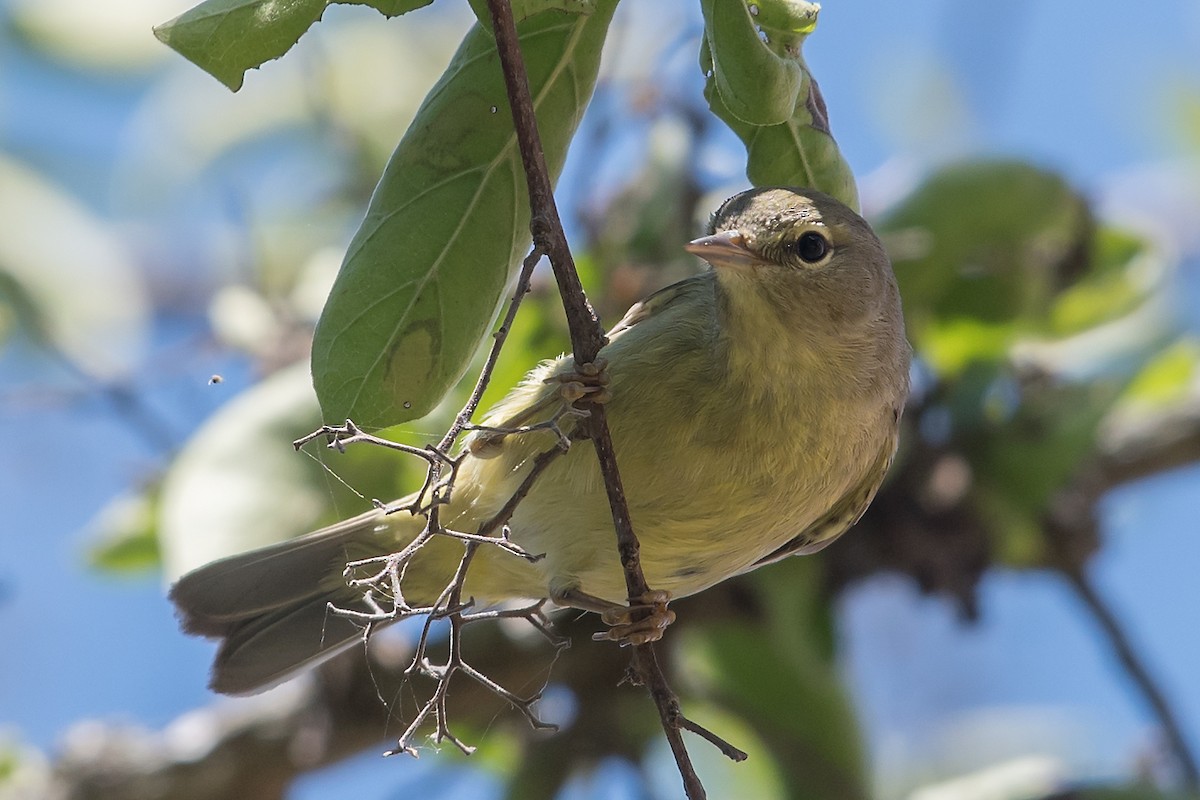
xmin=1038 ymin=395 xmax=1200 ymax=788
xmin=292 ymin=239 xmax=576 ymax=756
xmin=483 ymin=1 xmax=738 ymax=796
xmin=385 ymin=541 xmax=562 ymax=758
xmin=293 ymin=419 xmax=445 ymax=463
xmin=1061 ymin=565 xmax=1200 ymax=790
xmin=1095 ymin=396 xmax=1200 ymax=489
xmin=678 ymin=713 xmax=750 ymax=763
xmin=438 ymin=244 xmax=545 ymax=453
xmin=481 ymin=5 xmax=605 ymax=361
xmin=476 ymin=444 xmax=569 ymax=538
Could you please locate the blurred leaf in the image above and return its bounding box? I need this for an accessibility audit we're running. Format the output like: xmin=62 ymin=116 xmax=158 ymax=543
xmin=0 ymin=156 xmax=148 ymax=379
xmin=9 ymin=0 xmax=181 ymax=71
xmin=312 ymin=2 xmax=616 ymax=428
xmin=0 ymin=733 xmax=49 ymax=795
xmin=971 ymin=382 xmax=1117 ymax=567
xmin=922 ymin=318 xmax=1016 ymax=377
xmin=937 ymin=362 xmax=1010 ymax=433
xmin=1049 ymin=227 xmax=1154 ymax=336
xmin=880 ymin=161 xmax=1091 ymax=350
xmin=153 ymin=0 xmax=435 ymax=92
xmin=87 ymin=488 xmax=162 ymax=574
xmin=158 ymin=361 xmax=426 ymax=579
xmin=1117 ymin=337 xmax=1199 ymax=409
xmin=0 ymin=744 xmax=17 ymax=782
xmin=701 ymin=1 xmax=858 ymax=208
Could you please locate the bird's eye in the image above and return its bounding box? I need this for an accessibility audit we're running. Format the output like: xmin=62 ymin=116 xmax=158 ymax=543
xmin=791 ymin=231 xmax=831 ymax=264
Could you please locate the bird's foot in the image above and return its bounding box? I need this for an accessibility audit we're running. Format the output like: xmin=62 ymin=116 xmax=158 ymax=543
xmin=552 ymin=586 xmax=674 ymax=647
xmin=545 ymin=358 xmax=612 ymax=405
xmin=593 ymin=590 xmax=675 ymax=647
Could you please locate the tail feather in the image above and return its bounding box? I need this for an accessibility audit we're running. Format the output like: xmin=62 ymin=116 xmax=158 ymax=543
xmin=170 ymin=509 xmax=388 ymax=637
xmin=171 ymin=494 xmax=545 ymax=695
xmin=208 ymin=593 xmax=374 ymax=695
xmin=170 ymin=508 xmax=401 ymax=694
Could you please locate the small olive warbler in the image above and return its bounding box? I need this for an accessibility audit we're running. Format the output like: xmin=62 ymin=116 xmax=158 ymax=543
xmin=172 ymin=187 xmax=910 ymax=695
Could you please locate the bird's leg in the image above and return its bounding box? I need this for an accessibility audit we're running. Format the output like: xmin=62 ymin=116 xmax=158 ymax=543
xmin=552 ymin=586 xmax=676 ymax=647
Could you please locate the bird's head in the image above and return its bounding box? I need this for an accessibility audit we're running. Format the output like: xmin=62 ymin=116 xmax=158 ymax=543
xmin=686 ymin=187 xmax=901 ymax=333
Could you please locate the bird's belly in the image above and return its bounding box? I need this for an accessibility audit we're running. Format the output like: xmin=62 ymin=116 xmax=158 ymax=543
xmin=505 ymin=407 xmax=865 ymax=603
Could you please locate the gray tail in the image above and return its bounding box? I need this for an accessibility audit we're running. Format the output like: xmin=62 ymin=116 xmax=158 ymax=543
xmin=170 ymin=510 xmax=390 ymax=696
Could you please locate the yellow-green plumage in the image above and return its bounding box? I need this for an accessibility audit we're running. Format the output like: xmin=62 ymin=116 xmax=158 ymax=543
xmin=171 ymin=187 xmax=910 ymax=695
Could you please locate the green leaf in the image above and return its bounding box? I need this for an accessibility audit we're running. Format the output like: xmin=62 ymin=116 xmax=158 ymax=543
xmin=879 ymin=160 xmax=1092 ymax=354
xmin=1119 ymin=337 xmax=1200 ymax=409
xmin=466 ymin=0 xmax=598 ymax=27
xmin=699 ymin=0 xmax=809 ymax=126
xmin=311 ymin=2 xmax=616 ymax=428
xmin=153 ymin=0 xmax=435 ymax=92
xmin=87 ymin=488 xmax=162 ymax=574
xmin=749 ymin=0 xmax=819 ymax=42
xmin=700 ymin=0 xmax=858 ymax=208
xmin=1048 ymin=226 xmax=1157 ymax=336
xmin=921 ymin=317 xmax=1016 ymax=377
xmin=971 ymin=381 xmax=1117 ymax=567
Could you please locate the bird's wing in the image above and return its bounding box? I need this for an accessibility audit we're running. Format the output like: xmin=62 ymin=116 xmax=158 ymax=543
xmin=467 ymin=274 xmax=712 ymax=457
xmin=751 ymin=428 xmax=898 ymax=567
xmin=605 ymin=273 xmax=711 ymax=340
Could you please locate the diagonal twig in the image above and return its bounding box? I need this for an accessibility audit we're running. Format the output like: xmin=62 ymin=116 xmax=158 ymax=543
xmin=1061 ymin=564 xmax=1200 ymax=789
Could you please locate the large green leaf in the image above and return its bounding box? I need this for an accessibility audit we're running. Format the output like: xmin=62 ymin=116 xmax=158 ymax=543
xmin=700 ymin=0 xmax=858 ymax=208
xmin=466 ymin=0 xmax=599 ymax=26
xmin=311 ymin=2 xmax=616 ymax=428
xmin=154 ymin=0 xmax=435 ymax=91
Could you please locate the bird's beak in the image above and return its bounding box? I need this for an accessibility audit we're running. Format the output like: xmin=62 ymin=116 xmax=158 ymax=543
xmin=684 ymin=229 xmax=758 ymax=271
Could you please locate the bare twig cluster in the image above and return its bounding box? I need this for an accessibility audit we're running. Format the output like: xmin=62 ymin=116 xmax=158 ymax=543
xmin=292 ymin=244 xmax=575 ymax=756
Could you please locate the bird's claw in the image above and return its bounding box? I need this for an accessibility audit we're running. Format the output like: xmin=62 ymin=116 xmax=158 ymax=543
xmin=592 ymin=590 xmax=675 ymax=647
xmin=546 ymin=358 xmax=612 ymax=405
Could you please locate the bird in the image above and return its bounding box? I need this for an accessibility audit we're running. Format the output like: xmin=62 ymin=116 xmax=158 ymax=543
xmin=171 ymin=186 xmax=911 ymax=696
